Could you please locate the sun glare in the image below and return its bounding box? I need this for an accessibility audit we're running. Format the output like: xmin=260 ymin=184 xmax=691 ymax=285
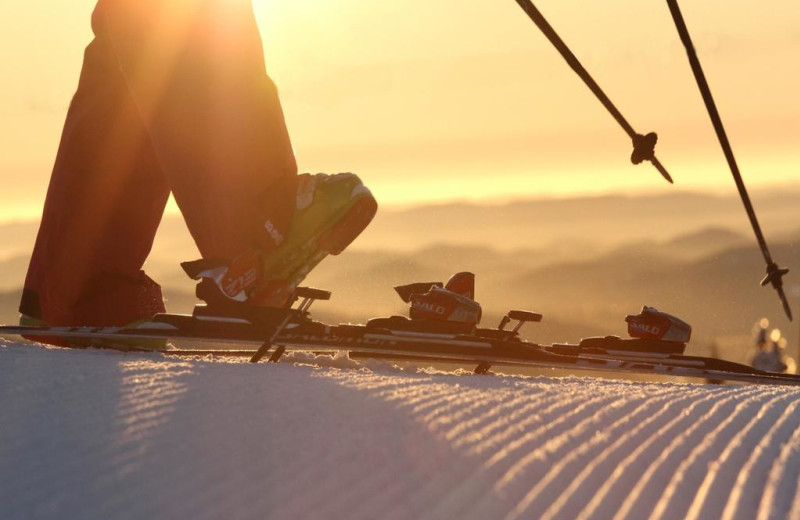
xmin=1 ymin=0 xmax=799 ymax=223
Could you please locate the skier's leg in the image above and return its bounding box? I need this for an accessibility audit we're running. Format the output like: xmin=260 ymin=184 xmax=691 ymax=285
xmin=95 ymin=0 xmax=376 ymax=306
xmin=94 ymin=0 xmax=298 ymax=261
xmin=21 ymin=6 xmax=171 ymax=328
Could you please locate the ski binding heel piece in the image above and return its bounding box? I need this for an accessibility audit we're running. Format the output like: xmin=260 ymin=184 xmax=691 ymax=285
xmin=498 ymin=310 xmax=543 ymax=339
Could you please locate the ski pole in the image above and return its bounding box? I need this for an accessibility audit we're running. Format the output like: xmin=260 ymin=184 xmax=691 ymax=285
xmin=512 ymin=0 xmax=673 ymax=183
xmin=665 ymin=0 xmax=792 ymax=321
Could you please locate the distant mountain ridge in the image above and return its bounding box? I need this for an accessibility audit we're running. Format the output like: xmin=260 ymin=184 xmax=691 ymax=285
xmin=360 ymin=188 xmax=800 ymax=250
xmin=3 ymin=187 xmax=799 ymax=256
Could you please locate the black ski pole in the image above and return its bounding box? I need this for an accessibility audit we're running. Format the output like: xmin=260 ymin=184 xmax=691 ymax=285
xmin=665 ymin=0 xmax=792 ymax=321
xmin=512 ymin=0 xmax=673 ymax=183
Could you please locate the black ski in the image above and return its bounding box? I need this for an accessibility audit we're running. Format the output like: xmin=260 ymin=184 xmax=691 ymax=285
xmin=3 ymin=312 xmax=799 ymax=386
xmin=4 ymin=280 xmax=796 ymax=386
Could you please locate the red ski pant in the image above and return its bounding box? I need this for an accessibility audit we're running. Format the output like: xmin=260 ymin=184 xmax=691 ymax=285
xmin=21 ymin=0 xmax=297 ymax=326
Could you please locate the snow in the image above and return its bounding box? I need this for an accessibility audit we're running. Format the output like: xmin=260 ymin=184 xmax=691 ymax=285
xmin=2 ymin=340 xmax=800 ymax=520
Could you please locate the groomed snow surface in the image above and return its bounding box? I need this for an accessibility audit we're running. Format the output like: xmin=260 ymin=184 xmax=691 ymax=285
xmin=2 ymin=340 xmax=800 ymax=520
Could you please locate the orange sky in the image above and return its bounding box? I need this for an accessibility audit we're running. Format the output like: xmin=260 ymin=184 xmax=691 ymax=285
xmin=1 ymin=0 xmax=799 ymax=222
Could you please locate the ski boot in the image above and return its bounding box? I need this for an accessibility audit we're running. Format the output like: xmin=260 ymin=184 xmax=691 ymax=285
xmin=184 ymin=172 xmax=378 ymax=314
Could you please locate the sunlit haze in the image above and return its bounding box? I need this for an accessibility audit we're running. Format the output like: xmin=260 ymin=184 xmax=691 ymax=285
xmin=1 ymin=0 xmax=799 ymax=221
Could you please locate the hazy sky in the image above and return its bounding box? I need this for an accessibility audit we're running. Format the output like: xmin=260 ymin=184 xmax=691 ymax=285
xmin=1 ymin=0 xmax=798 ymax=223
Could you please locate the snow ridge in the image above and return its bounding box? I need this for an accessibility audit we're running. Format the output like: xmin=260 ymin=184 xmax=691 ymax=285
xmin=2 ymin=341 xmax=800 ymax=520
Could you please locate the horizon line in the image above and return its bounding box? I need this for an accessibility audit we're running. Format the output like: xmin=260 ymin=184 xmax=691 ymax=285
xmin=1 ymin=181 xmax=799 ymax=227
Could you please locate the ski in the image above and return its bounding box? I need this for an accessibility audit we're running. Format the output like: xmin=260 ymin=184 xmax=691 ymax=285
xmin=2 ymin=320 xmax=797 ymax=386
xmin=2 ymin=280 xmax=798 ymax=386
